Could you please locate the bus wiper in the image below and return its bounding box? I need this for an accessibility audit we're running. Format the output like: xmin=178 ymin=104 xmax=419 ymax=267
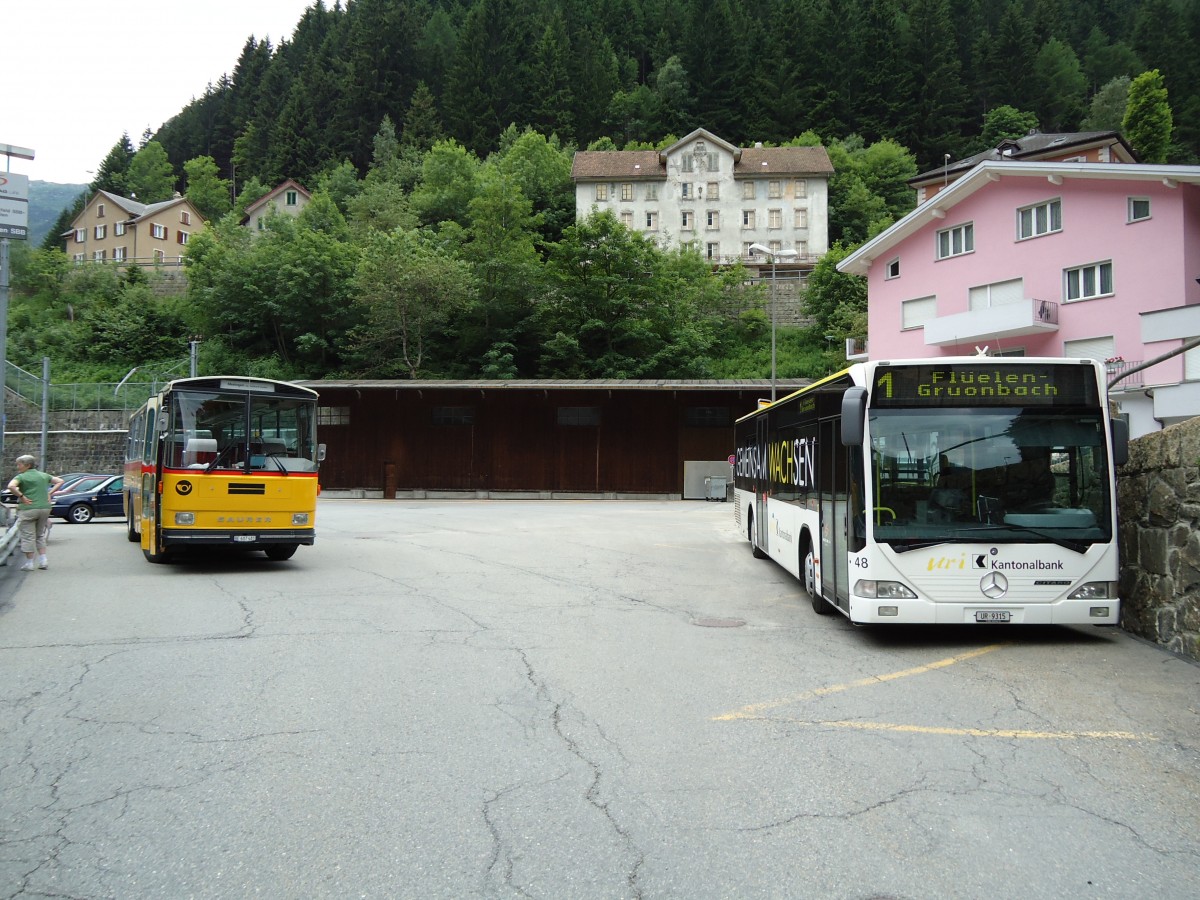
xmin=204 ymin=444 xmax=237 ymax=473
xmin=266 ymin=452 xmax=289 ymax=475
xmin=891 ymin=540 xmax=952 ymax=553
xmin=889 ymin=524 xmax=1088 ymax=555
xmin=991 ymin=523 xmax=1089 ymax=554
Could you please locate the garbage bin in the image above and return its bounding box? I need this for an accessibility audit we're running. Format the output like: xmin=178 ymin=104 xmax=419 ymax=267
xmin=704 ymin=474 xmax=727 ymax=502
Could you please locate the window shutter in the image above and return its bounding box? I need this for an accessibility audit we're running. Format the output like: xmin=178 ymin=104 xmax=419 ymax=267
xmin=1063 ymin=336 xmax=1115 ymax=361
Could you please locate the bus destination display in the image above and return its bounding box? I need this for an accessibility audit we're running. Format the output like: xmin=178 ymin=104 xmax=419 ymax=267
xmin=872 ymin=363 xmax=1099 ymax=407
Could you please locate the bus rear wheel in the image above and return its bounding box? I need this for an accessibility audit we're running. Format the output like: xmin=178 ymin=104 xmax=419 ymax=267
xmin=265 ymin=544 xmax=298 ymax=561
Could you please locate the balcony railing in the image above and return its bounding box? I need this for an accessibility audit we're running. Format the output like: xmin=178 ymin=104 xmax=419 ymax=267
xmin=1105 ymin=359 xmax=1144 ymax=389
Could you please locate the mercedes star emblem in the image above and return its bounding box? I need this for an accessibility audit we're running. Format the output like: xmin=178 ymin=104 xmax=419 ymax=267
xmin=980 ymin=571 xmax=1009 ymax=599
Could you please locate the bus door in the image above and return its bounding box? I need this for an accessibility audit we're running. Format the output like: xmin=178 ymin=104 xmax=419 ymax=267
xmin=819 ymin=416 xmax=850 ymax=610
xmin=755 ymin=414 xmax=770 ymax=551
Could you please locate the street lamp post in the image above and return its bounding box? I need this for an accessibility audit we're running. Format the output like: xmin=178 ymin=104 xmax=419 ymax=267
xmin=749 ymin=243 xmax=799 ymax=401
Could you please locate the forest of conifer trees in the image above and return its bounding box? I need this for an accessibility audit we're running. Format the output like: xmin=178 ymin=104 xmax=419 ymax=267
xmin=152 ymin=0 xmax=1200 ymax=188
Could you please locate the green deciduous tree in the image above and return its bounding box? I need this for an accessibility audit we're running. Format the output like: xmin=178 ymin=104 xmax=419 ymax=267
xmin=126 ymin=141 xmax=177 ymax=203
xmin=350 ymin=229 xmax=477 ymax=378
xmin=1124 ymin=69 xmax=1173 ymax=163
xmin=184 ymin=155 xmax=232 ymax=222
xmin=1081 ymin=76 xmax=1131 ymax=132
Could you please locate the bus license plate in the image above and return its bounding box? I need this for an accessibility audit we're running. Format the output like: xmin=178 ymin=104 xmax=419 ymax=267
xmin=234 ymin=535 xmax=257 ymax=543
xmin=976 ymin=610 xmax=1011 ymax=623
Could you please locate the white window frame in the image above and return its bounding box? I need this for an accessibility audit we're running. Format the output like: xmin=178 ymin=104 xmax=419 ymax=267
xmin=795 ymin=179 xmax=807 ymax=198
xmin=742 ymin=210 xmax=755 ymax=229
xmin=621 ymin=183 xmax=634 ymax=201
xmin=794 ymin=208 xmax=807 ymax=229
xmin=706 ymin=210 xmax=719 ymax=230
xmin=94 ymin=224 xmax=106 ymax=239
xmin=151 ymin=223 xmax=167 ymax=240
xmin=645 ymin=184 xmax=658 ymax=201
xmin=706 ymin=182 xmax=719 ymax=201
xmin=1064 ymin=261 xmax=1113 ymax=302
xmin=1017 ymin=198 xmax=1061 ymax=240
xmin=180 ymin=210 xmax=191 ymax=225
xmin=113 ymin=246 xmax=127 ymax=262
xmin=706 ymin=242 xmax=720 ymax=260
xmin=681 ymin=182 xmax=694 ymax=200
xmin=153 ymin=249 xmax=166 ymax=263
xmin=645 ymin=211 xmax=658 ymax=231
xmin=768 ymin=180 xmax=782 ymax=199
xmin=74 ymin=228 xmax=86 ymax=243
xmin=285 ymin=190 xmax=298 ymax=206
xmin=742 ymin=181 xmax=756 ymax=200
xmin=885 ymin=257 xmax=900 ymax=280
xmin=936 ymin=222 xmax=973 ymax=260
xmin=594 ymin=183 xmax=609 ymax=202
xmin=114 ymin=222 xmax=126 ymax=236
xmin=620 ymin=210 xmax=633 ymax=229
xmin=92 ymin=249 xmax=106 ymax=261
xmin=1128 ymin=197 xmax=1151 ymax=223
xmin=768 ymin=208 xmax=782 ymax=229
xmin=177 ymin=231 xmax=190 ymax=245
xmin=681 ymin=210 xmax=694 ymax=231
xmin=97 ymin=203 xmax=105 ymax=218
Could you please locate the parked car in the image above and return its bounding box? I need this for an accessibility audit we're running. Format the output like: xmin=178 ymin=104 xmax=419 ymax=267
xmin=1 ymin=472 xmax=106 ymax=506
xmin=51 ymin=475 xmax=125 ymax=524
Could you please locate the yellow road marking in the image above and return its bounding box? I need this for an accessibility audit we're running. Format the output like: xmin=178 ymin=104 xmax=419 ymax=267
xmin=758 ymin=719 xmax=1153 ymax=741
xmin=714 ymin=644 xmax=1005 ymax=722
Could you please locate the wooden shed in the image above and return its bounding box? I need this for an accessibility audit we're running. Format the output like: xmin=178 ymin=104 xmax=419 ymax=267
xmin=301 ymin=379 xmax=809 ymax=498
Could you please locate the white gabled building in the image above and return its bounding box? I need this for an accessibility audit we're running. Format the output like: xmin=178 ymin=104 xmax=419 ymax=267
xmin=570 ymin=128 xmax=832 ymax=267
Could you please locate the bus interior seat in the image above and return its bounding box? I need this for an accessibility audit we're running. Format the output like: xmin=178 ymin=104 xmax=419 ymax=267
xmin=184 ymin=437 xmax=218 ymax=467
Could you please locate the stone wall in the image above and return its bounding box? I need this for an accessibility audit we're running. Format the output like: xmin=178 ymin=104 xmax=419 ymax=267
xmin=1117 ymin=416 xmax=1200 ymax=661
xmin=3 ymin=394 xmax=126 ymax=477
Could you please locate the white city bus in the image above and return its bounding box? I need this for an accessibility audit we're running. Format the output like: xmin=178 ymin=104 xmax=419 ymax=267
xmin=733 ymin=357 xmax=1128 ymax=625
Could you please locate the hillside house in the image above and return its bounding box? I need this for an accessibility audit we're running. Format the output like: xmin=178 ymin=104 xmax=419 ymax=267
xmin=838 ymin=160 xmax=1200 ymax=438
xmin=240 ymin=179 xmax=311 ymax=232
xmin=571 ymin=128 xmax=832 ymax=270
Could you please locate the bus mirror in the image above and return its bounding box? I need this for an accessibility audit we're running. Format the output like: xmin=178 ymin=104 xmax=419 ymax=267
xmin=317 ymin=443 xmax=327 ymax=462
xmin=1111 ymin=417 xmax=1129 ymax=467
xmin=841 ymin=387 xmax=867 ymax=446
xmin=157 ymin=411 xmax=169 ymax=435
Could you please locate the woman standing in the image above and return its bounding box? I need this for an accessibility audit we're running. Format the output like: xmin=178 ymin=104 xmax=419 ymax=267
xmin=7 ymin=455 xmax=64 ymax=571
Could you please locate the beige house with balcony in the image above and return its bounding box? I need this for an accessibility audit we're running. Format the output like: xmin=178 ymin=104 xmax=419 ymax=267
xmin=63 ymin=190 xmax=206 ymax=266
xmin=571 ymin=128 xmax=832 ymax=268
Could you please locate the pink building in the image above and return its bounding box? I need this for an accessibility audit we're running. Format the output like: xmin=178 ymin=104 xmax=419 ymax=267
xmin=838 ymin=160 xmax=1200 ymax=438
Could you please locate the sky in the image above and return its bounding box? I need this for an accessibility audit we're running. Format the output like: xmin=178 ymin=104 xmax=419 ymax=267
xmin=4 ymin=0 xmax=318 ymax=185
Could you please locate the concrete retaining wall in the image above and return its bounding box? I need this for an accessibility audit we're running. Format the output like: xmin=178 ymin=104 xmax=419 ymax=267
xmin=1117 ymin=416 xmax=1200 ymax=661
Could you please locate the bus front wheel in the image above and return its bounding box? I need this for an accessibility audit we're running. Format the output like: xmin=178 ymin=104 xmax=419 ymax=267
xmin=265 ymin=544 xmax=298 ymax=561
xmin=805 ymin=545 xmax=831 ymax=615
xmin=748 ymin=512 xmax=768 ymax=559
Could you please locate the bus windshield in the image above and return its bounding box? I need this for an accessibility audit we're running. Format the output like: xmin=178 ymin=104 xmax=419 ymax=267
xmin=167 ymin=388 xmax=319 ymax=473
xmin=867 ymin=408 xmax=1112 ymax=548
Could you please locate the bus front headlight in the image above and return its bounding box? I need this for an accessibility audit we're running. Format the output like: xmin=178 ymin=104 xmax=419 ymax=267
xmin=174 ymin=512 xmax=195 ymax=525
xmin=292 ymin=513 xmax=309 ymax=526
xmin=855 ymin=580 xmax=917 ymax=600
xmin=1069 ymin=581 xmax=1118 ymax=600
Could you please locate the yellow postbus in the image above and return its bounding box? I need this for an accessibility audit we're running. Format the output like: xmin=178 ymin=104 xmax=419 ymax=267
xmin=124 ymin=377 xmax=324 ymax=563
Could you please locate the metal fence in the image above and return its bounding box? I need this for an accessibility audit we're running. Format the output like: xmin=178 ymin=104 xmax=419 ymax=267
xmin=5 ymin=361 xmax=176 ymax=414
